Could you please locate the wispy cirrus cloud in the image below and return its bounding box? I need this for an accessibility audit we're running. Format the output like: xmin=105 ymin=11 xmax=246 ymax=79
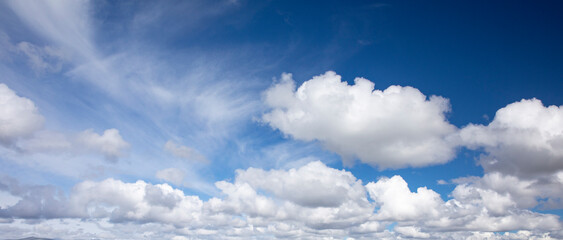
xmin=164 ymin=141 xmax=208 ymax=164
xmin=0 ymin=83 xmax=129 ymax=171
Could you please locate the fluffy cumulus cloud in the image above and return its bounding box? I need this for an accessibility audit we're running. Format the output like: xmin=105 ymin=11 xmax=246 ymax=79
xmin=452 ymin=171 xmax=563 ymax=212
xmin=366 ymin=175 xmax=443 ymax=221
xmin=439 ymin=184 xmax=560 ymax=233
xmin=394 ymin=226 xmax=430 ymax=239
xmin=234 ymin=161 xmax=367 ymax=208
xmin=459 ymin=98 xmax=563 ymax=178
xmin=211 ymin=161 xmax=374 ymax=231
xmin=456 ymin=98 xmax=563 ymax=211
xmin=76 ymin=129 xmax=130 ymax=161
xmin=68 ymin=179 xmax=205 ymax=225
xmin=262 ymin=71 xmax=458 ymax=169
xmin=0 ymin=161 xmax=560 ymax=239
xmin=0 ymin=83 xmax=44 ymax=146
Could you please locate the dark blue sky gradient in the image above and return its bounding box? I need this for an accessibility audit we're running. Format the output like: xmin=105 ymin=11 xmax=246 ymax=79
xmin=93 ymin=0 xmax=563 ymax=127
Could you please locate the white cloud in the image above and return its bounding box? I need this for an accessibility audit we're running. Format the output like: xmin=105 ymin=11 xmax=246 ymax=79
xmin=76 ymin=129 xmax=130 ymax=161
xmin=425 ymin=179 xmax=561 ymax=233
xmin=437 ymin=179 xmax=448 ymax=185
xmin=3 ymin=218 xmax=555 ymax=240
xmin=1 ymin=86 xmax=560 ymax=237
xmin=452 ymin=181 xmax=517 ymax=216
xmin=0 ymin=83 xmax=130 ymax=180
xmin=394 ymin=226 xmax=430 ymax=239
xmin=451 ymin=171 xmax=563 ymax=212
xmin=0 ymin=83 xmax=44 ymax=146
xmin=0 ymin=162 xmax=561 ymax=239
xmin=458 ymin=98 xmax=563 ymax=178
xmin=0 ymin=83 xmax=129 ymax=162
xmin=212 ymin=161 xmax=374 ymax=230
xmin=6 ymin=0 xmax=95 ymax=62
xmin=452 ymin=98 xmax=563 ymax=212
xmin=2 ymin=0 xmax=561 ymax=238
xmin=234 ymin=161 xmax=367 ymax=208
xmin=68 ymin=178 xmax=204 ymax=225
xmin=366 ymin=175 xmax=443 ymax=221
xmin=156 ymin=168 xmax=186 ymax=185
xmin=433 ymin=230 xmax=560 ymax=240
xmin=164 ymin=140 xmax=208 ymax=163
xmin=262 ymin=71 xmax=458 ymax=169
xmin=0 ymin=191 xmax=20 ymax=209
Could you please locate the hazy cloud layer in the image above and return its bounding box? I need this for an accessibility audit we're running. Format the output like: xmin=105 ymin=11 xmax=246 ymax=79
xmin=15 ymin=41 xmax=67 ymax=74
xmin=164 ymin=141 xmax=208 ymax=164
xmin=156 ymin=168 xmax=186 ymax=186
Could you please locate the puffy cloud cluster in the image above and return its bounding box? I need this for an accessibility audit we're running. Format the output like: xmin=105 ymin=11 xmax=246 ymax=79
xmin=212 ymin=161 xmax=374 ymax=230
xmin=455 ymin=98 xmax=563 ymax=211
xmin=2 ymin=0 xmax=559 ymax=237
xmin=365 ymin=174 xmax=560 ymax=234
xmin=261 ymin=73 xmax=563 ymax=187
xmin=0 ymin=161 xmax=560 ymax=239
xmin=439 ymin=183 xmax=560 ymax=232
xmin=262 ymin=71 xmax=457 ymax=169
xmin=366 ymin=176 xmax=443 ymax=221
xmin=0 ymin=83 xmax=44 ymax=146
xmin=260 ymin=73 xmax=563 ymax=235
xmin=459 ymin=98 xmax=563 ymax=178
xmin=451 ymin=171 xmax=563 ymax=212
xmin=68 ymin=179 xmax=205 ymax=225
xmin=234 ymin=161 xmax=367 ymax=208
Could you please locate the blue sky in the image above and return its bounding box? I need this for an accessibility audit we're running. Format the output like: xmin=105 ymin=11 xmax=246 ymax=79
xmin=1 ymin=1 xmax=562 ymax=239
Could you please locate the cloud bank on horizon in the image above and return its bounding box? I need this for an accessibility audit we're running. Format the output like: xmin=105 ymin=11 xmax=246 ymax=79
xmin=1 ymin=0 xmax=563 ymax=239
